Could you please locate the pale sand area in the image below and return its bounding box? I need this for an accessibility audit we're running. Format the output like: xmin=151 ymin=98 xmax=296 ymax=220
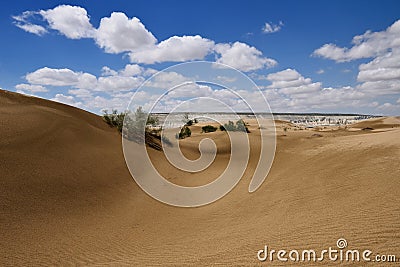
xmin=1 ymin=89 xmax=399 ymax=266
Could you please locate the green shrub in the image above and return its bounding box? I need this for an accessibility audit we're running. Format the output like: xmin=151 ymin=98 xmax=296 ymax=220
xmin=224 ymin=121 xmax=236 ymax=131
xmin=222 ymin=119 xmax=250 ymax=133
xmin=102 ymin=109 xmax=125 ymax=132
xmin=177 ymin=126 xmax=191 ymax=139
xmin=236 ymin=119 xmax=250 ymax=133
xmin=182 ymin=113 xmax=198 ymax=126
xmin=103 ymin=107 xmax=164 ymax=150
xmin=202 ymin=125 xmax=217 ymax=133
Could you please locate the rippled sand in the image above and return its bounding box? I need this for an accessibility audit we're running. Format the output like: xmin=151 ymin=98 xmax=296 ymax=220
xmin=1 ymin=89 xmax=399 ymax=266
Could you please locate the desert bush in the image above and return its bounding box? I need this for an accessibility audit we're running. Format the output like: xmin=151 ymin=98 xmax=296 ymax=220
xmin=236 ymin=119 xmax=250 ymax=132
xmin=202 ymin=125 xmax=217 ymax=133
xmin=102 ymin=109 xmax=125 ymax=132
xmin=182 ymin=112 xmax=198 ymax=126
xmin=224 ymin=121 xmax=236 ymax=131
xmin=222 ymin=119 xmax=250 ymax=133
xmin=103 ymin=107 xmax=163 ymax=150
xmin=177 ymin=126 xmax=191 ymax=139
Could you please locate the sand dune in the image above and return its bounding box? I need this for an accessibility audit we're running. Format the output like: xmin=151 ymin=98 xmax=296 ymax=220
xmin=1 ymin=89 xmax=399 ymax=266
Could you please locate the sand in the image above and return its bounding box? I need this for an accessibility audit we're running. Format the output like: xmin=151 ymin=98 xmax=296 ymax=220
xmin=1 ymin=89 xmax=399 ymax=266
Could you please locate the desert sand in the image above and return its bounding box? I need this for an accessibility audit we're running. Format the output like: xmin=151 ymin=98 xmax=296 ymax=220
xmin=1 ymin=89 xmax=399 ymax=266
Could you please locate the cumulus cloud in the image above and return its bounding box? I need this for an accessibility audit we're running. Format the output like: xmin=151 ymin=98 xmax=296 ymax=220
xmin=313 ymin=19 xmax=400 ymax=62
xmin=40 ymin=5 xmax=95 ymax=39
xmin=68 ymin=88 xmax=93 ymax=99
xmin=52 ymin=93 xmax=82 ymax=107
xmin=262 ymin=21 xmax=283 ymax=34
xmin=355 ymin=48 xmax=400 ymax=95
xmin=313 ymin=19 xmax=400 ymax=100
xmin=165 ymin=84 xmax=213 ymax=98
xmin=20 ymin=65 xmax=153 ymax=112
xmin=376 ymin=102 xmax=400 ymax=113
xmin=97 ymin=76 xmax=144 ymax=92
xmin=146 ymin=71 xmax=192 ymax=89
xmin=215 ymin=42 xmax=277 ymax=72
xmin=15 ymin=83 xmax=48 ymax=92
xmin=266 ymin=69 xmax=321 ymax=96
xmin=258 ymin=68 xmax=382 ymax=112
xmin=95 ymin=12 xmax=156 ymax=53
xmin=25 ymin=66 xmax=143 ymax=92
xmin=129 ymin=35 xmax=214 ymax=64
xmin=14 ymin=5 xmax=277 ymax=69
xmin=120 ymin=64 xmax=143 ymax=77
xmin=26 ymin=67 xmax=82 ymax=86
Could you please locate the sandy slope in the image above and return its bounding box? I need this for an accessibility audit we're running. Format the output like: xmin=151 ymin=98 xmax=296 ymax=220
xmin=1 ymin=90 xmax=399 ymax=266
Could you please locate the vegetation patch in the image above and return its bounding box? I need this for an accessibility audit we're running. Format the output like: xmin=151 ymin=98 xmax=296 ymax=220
xmin=220 ymin=119 xmax=250 ymax=133
xmin=177 ymin=126 xmax=191 ymax=139
xmin=202 ymin=125 xmax=217 ymax=133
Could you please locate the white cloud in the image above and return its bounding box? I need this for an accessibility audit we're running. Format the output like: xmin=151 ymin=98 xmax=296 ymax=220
xmin=101 ymin=64 xmax=156 ymax=78
xmin=376 ymin=102 xmax=400 ymax=113
xmin=313 ymin=19 xmax=400 ymax=62
xmin=97 ymin=76 xmax=144 ymax=92
xmin=21 ymin=65 xmax=150 ymax=112
xmin=267 ymin=69 xmax=303 ymax=85
xmin=12 ymin=11 xmax=48 ymax=36
xmin=266 ymin=69 xmax=321 ymax=96
xmin=258 ymin=69 xmax=383 ymax=112
xmin=26 ymin=67 xmax=81 ymax=86
xmin=216 ymin=75 xmax=237 ymax=83
xmin=215 ymin=42 xmax=277 ymax=72
xmin=356 ymin=48 xmax=400 ymax=95
xmin=146 ymin=71 xmax=192 ymax=89
xmin=52 ymin=93 xmax=82 ymax=107
xmin=95 ymin=12 xmax=157 ymax=53
xmin=358 ymin=48 xmax=400 ymax=82
xmin=14 ymin=5 xmax=277 ymax=68
xmin=76 ymin=73 xmax=98 ymax=90
xmin=313 ymin=19 xmax=400 ymax=100
xmin=68 ymin=88 xmax=93 ymax=99
xmin=15 ymin=83 xmax=48 ymax=93
xmin=15 ymin=23 xmax=47 ymax=36
xmin=25 ymin=66 xmax=143 ymax=92
xmin=40 ymin=5 xmax=95 ymax=39
xmin=165 ymin=84 xmax=213 ymax=98
xmin=129 ymin=35 xmax=214 ymax=64
xmin=101 ymin=66 xmax=118 ymax=76
xmin=262 ymin=21 xmax=283 ymax=34
xmin=84 ymin=93 xmax=138 ymax=112
xmin=358 ymin=68 xmax=400 ymax=83
xmin=316 ymin=69 xmax=325 ymax=74
xmin=357 ymin=80 xmax=400 ymax=95
xmin=120 ymin=64 xmax=143 ymax=77
xmin=397 ymin=98 xmax=400 ymax=104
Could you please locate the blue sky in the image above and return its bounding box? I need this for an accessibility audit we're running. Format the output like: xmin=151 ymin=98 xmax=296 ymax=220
xmin=1 ymin=0 xmax=400 ymax=115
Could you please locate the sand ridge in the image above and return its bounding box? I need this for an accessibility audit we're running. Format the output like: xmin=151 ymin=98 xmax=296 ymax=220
xmin=1 ymin=90 xmax=399 ymax=266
